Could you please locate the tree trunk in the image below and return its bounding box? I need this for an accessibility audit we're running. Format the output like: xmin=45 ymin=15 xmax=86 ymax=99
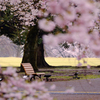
xmin=20 ymin=26 xmax=51 ymax=72
xmin=37 ymin=32 xmax=50 ymax=68
xmin=21 ymin=25 xmax=39 ymax=72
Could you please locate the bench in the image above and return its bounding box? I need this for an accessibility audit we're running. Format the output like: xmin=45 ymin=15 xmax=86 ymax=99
xmin=44 ymin=75 xmax=51 ymax=81
xmin=21 ymin=63 xmax=45 ymax=81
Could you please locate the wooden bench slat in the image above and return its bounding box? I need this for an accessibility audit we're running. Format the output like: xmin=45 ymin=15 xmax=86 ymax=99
xmin=23 ymin=66 xmax=32 ymax=68
xmin=23 ymin=66 xmax=32 ymax=67
xmin=25 ymin=68 xmax=33 ymax=70
xmin=23 ymin=67 xmax=32 ymax=68
xmin=21 ymin=63 xmax=45 ymax=77
xmin=25 ymin=69 xmax=34 ymax=71
xmin=25 ymin=71 xmax=34 ymax=72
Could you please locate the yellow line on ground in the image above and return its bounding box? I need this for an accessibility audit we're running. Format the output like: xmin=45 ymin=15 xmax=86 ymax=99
xmin=19 ymin=90 xmax=100 ymax=95
xmin=49 ymin=91 xmax=100 ymax=93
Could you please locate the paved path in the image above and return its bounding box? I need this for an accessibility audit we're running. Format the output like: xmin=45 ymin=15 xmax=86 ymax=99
xmin=45 ymin=78 xmax=100 ymax=100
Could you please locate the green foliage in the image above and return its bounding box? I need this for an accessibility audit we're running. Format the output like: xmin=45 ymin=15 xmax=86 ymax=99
xmin=81 ymin=74 xmax=100 ymax=79
xmin=0 ymin=8 xmax=27 ymax=45
xmin=0 ymin=10 xmax=17 ymax=37
xmin=12 ymin=29 xmax=28 ymax=45
xmin=38 ymin=38 xmax=42 ymax=44
xmin=52 ymin=26 xmax=67 ymax=35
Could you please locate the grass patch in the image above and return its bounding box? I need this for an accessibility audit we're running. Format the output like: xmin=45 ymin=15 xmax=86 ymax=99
xmin=51 ymin=75 xmax=71 ymax=80
xmin=0 ymin=57 xmax=100 ymax=82
xmin=50 ymin=74 xmax=100 ymax=81
xmin=80 ymin=74 xmax=100 ymax=80
xmin=53 ymin=71 xmax=65 ymax=73
xmin=40 ymin=68 xmax=100 ymax=81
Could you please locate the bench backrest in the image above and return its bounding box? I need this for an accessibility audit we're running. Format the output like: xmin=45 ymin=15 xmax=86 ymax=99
xmin=21 ymin=63 xmax=35 ymax=75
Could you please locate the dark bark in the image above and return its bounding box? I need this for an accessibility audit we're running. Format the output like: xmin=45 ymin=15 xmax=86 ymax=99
xmin=21 ymin=25 xmax=39 ymax=72
xmin=20 ymin=25 xmax=51 ymax=72
xmin=37 ymin=31 xmax=50 ymax=68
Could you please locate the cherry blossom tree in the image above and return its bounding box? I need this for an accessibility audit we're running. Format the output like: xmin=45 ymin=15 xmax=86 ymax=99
xmin=42 ymin=0 xmax=100 ymax=56
xmin=0 ymin=0 xmax=100 ymax=70
xmin=0 ymin=0 xmax=100 ymax=100
xmin=44 ymin=42 xmax=96 ymax=57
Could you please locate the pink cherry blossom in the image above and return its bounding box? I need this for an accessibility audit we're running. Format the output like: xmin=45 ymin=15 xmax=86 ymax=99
xmin=0 ymin=67 xmax=53 ymax=100
xmin=43 ymin=34 xmax=58 ymax=46
xmin=39 ymin=19 xmax=56 ymax=32
xmin=77 ymin=62 xmax=82 ymax=67
xmin=3 ymin=67 xmax=17 ymax=76
xmin=46 ymin=0 xmax=62 ymax=14
xmin=0 ymin=1 xmax=100 ymax=100
xmin=49 ymin=84 xmax=56 ymax=90
xmin=87 ymin=65 xmax=91 ymax=69
xmin=54 ymin=15 xmax=66 ymax=28
xmin=0 ymin=98 xmax=5 ymax=100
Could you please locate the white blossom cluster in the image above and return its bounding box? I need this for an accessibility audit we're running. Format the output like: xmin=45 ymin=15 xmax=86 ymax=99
xmin=0 ymin=0 xmax=44 ymax=26
xmin=44 ymin=42 xmax=96 ymax=58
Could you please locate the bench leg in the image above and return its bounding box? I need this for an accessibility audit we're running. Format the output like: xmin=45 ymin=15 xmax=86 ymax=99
xmin=30 ymin=75 xmax=41 ymax=81
xmin=30 ymin=75 xmax=36 ymax=81
xmin=38 ymin=75 xmax=41 ymax=79
xmin=73 ymin=76 xmax=80 ymax=79
xmin=46 ymin=77 xmax=49 ymax=81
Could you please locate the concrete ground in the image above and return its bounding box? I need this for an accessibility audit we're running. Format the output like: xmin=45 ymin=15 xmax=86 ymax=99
xmin=45 ymin=78 xmax=100 ymax=100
